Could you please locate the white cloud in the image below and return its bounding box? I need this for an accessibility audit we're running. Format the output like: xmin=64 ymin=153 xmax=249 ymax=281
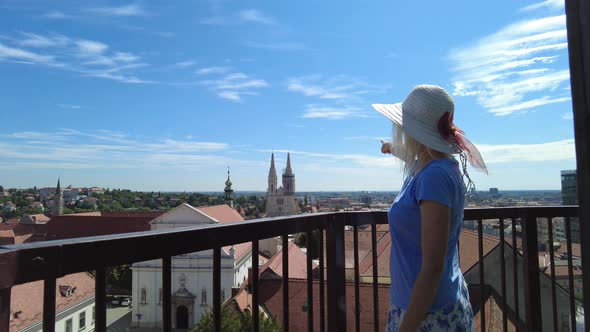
xmin=19 ymin=33 xmax=69 ymax=48
xmin=478 ymin=139 xmax=575 ymax=163
xmin=88 ymin=4 xmax=145 ymax=17
xmin=0 ymin=42 xmax=55 ymax=65
xmin=244 ymin=41 xmax=306 ymax=51
xmin=201 ymin=9 xmax=275 ymax=26
xmin=287 ymin=75 xmax=387 ymax=101
xmin=42 ymin=11 xmax=70 ymax=19
xmin=449 ymin=13 xmax=571 ymax=116
xmin=0 ymin=32 xmax=150 ymax=84
xmin=174 ymin=60 xmax=196 ymax=68
xmin=1 ymin=130 xmax=231 ymax=171
xmin=217 ymin=91 xmax=241 ymax=101
xmin=199 ymin=69 xmax=268 ymax=102
xmin=343 ymin=136 xmax=388 ymax=141
xmin=490 ymin=96 xmax=571 ymax=116
xmin=76 ymin=40 xmax=108 ymax=56
xmin=287 ymin=75 xmax=389 ymax=119
xmin=259 ymin=148 xmax=398 ymax=170
xmin=239 ymin=10 xmax=274 ymax=24
xmin=521 ymin=0 xmax=564 ymax=12
xmin=196 ymin=66 xmax=232 ymax=75
xmin=302 ymin=105 xmax=366 ymax=119
xmin=58 ymin=104 xmax=82 ymax=110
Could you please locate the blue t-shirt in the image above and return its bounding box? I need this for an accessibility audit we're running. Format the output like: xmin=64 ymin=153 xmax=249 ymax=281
xmin=388 ymin=157 xmax=465 ymax=310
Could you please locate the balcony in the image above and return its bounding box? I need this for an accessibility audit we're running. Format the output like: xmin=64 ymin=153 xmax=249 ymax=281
xmin=0 ymin=206 xmax=585 ymax=332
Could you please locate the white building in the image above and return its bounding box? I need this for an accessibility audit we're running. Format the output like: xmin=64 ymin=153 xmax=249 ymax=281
xmin=131 ymin=203 xmax=252 ymax=330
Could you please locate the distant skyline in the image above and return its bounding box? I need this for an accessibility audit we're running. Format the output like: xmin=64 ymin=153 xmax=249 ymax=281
xmin=0 ymin=0 xmax=576 ymax=191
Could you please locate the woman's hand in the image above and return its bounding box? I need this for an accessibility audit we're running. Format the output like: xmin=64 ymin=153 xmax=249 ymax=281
xmin=381 ymin=140 xmax=391 ymax=154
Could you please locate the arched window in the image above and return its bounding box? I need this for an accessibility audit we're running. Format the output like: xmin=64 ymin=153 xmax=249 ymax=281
xmin=140 ymin=288 xmax=147 ymax=304
xmin=201 ymin=289 xmax=207 ymax=306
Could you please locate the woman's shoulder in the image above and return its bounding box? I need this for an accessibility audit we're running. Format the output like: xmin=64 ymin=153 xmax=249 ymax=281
xmin=420 ymin=158 xmax=459 ymax=177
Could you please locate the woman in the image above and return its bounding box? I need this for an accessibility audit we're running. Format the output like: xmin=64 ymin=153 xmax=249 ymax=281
xmin=372 ymin=85 xmax=487 ymax=332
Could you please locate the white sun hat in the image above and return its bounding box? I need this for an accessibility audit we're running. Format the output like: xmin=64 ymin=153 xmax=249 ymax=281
xmin=372 ymin=84 xmax=459 ymax=154
xmin=372 ymin=84 xmax=488 ymax=173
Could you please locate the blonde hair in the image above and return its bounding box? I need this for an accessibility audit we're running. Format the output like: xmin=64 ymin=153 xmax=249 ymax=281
xmin=391 ymin=123 xmax=450 ymax=177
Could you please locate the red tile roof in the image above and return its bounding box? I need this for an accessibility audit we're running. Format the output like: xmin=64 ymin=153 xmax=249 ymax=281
xmin=359 ymin=232 xmax=391 ymax=277
xmin=61 ymin=211 xmax=102 ymax=216
xmin=458 ymin=229 xmax=502 ymax=273
xmin=230 ymin=279 xmax=390 ymax=331
xmin=100 ymin=211 xmax=165 ymax=218
xmin=198 ymin=205 xmax=245 ymax=223
xmin=0 ymin=229 xmax=15 ymax=245
xmin=196 ymin=205 xmax=251 ymax=263
xmin=260 ymin=242 xmax=317 ymax=280
xmin=0 ymin=223 xmax=44 ymax=245
xmin=352 ymin=228 xmax=503 ymax=279
xmin=26 ymin=216 xmax=152 ymax=242
xmin=10 ymin=272 xmax=95 ymax=332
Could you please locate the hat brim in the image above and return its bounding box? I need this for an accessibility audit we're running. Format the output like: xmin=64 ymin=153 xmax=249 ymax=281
xmin=371 ymin=103 xmax=458 ymax=154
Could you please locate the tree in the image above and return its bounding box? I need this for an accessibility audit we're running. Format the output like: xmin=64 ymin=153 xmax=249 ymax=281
xmin=194 ymin=304 xmax=281 ymax=332
xmin=294 ymin=230 xmax=321 ymax=259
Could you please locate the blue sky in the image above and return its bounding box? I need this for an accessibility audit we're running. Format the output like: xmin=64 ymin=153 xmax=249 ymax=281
xmin=0 ymin=0 xmax=576 ymax=191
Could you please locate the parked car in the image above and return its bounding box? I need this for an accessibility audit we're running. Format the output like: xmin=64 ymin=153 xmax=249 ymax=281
xmin=111 ymin=298 xmax=121 ymax=306
xmin=121 ymin=298 xmax=132 ymax=306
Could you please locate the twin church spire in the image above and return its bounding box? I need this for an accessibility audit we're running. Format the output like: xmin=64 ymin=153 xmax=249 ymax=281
xmin=267 ymin=153 xmax=295 ymax=196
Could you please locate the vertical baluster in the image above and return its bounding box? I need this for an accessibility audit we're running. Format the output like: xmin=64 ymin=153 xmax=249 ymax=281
xmin=282 ymin=235 xmax=289 ymax=332
xmin=213 ymin=248 xmax=221 ymax=332
xmin=326 ymin=214 xmax=347 ymax=331
xmin=548 ymin=217 xmax=558 ymax=332
xmin=477 ymin=218 xmax=485 ymax=332
xmin=0 ymin=288 xmax=10 ymax=332
xmin=318 ymin=228 xmax=325 ymax=332
xmin=162 ymin=257 xmax=172 ymax=332
xmin=499 ymin=218 xmax=508 ymax=332
xmin=522 ymin=214 xmax=542 ymax=332
xmin=95 ymin=266 xmax=107 ymax=332
xmin=306 ymin=231 xmax=314 ymax=332
xmin=43 ymin=278 xmax=56 ymax=332
xmin=371 ymin=224 xmax=379 ymax=332
xmin=565 ymin=217 xmax=577 ymax=331
xmin=353 ymin=225 xmax=361 ymax=332
xmin=512 ymin=218 xmax=520 ymax=331
xmin=252 ymin=240 xmax=259 ymax=332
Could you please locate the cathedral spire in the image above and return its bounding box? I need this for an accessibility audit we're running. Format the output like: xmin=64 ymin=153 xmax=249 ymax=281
xmin=282 ymin=153 xmax=295 ymax=196
xmin=285 ymin=153 xmax=293 ymax=176
xmin=268 ymin=153 xmax=277 ymax=193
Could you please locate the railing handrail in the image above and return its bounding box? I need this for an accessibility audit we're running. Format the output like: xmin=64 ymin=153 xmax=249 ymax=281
xmin=0 ymin=206 xmax=579 ymax=289
xmin=0 ymin=205 xmax=582 ymax=332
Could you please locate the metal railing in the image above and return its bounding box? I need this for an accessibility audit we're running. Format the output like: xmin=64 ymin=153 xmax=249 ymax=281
xmin=0 ymin=207 xmax=584 ymax=331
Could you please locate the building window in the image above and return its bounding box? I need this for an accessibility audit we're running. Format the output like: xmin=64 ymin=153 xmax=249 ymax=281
xmin=201 ymin=289 xmax=207 ymax=306
xmin=141 ymin=288 xmax=147 ymax=304
xmin=79 ymin=312 xmax=86 ymax=330
xmin=159 ymin=288 xmax=162 ymax=305
xmin=92 ymin=306 xmax=95 ymax=324
xmin=221 ymin=289 xmax=225 ymax=301
xmin=65 ymin=318 xmax=73 ymax=332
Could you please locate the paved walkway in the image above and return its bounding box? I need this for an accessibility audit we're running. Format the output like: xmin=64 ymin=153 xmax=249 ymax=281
xmin=107 ymin=306 xmax=132 ymax=332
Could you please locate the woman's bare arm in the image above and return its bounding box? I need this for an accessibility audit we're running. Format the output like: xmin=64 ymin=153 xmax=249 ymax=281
xmin=398 ymin=200 xmax=450 ymax=332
